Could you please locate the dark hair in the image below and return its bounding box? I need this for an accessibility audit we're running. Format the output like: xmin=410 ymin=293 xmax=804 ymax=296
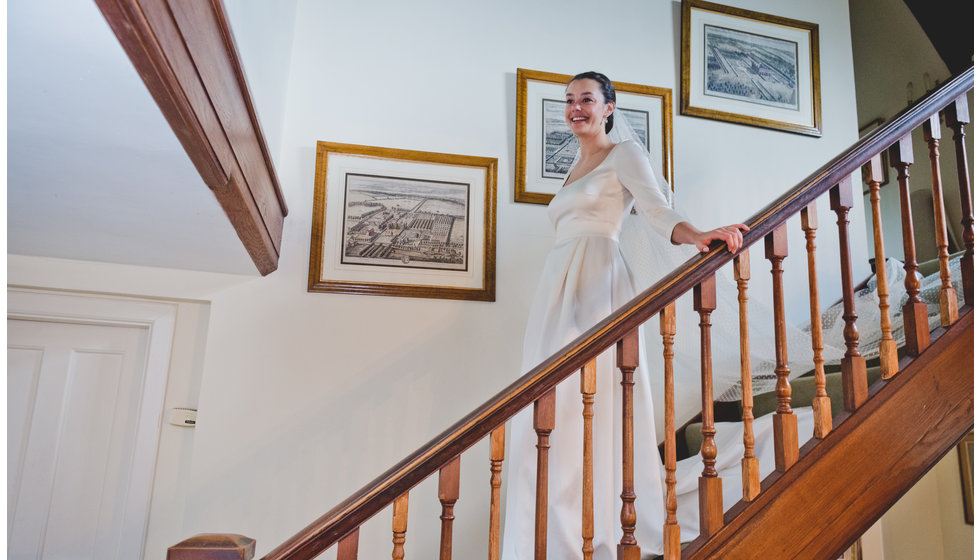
xmin=570 ymin=71 xmax=616 ymax=133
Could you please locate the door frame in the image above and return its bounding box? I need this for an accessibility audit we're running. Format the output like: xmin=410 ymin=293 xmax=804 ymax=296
xmin=8 ymin=287 xmax=178 ymax=558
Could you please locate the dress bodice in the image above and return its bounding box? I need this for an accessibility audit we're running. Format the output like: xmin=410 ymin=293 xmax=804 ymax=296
xmin=548 ymin=140 xmax=684 ymax=244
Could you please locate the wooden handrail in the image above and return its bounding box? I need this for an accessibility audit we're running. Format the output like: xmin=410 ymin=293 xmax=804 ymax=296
xmin=261 ymin=66 xmax=974 ymax=560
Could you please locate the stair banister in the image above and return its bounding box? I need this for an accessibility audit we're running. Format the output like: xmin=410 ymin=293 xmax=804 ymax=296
xmin=189 ymin=65 xmax=973 ymax=560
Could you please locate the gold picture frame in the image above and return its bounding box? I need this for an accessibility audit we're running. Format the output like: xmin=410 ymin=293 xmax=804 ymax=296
xmin=514 ymin=68 xmax=674 ymax=205
xmin=681 ymin=0 xmax=821 ymax=136
xmin=309 ymin=142 xmax=497 ymax=301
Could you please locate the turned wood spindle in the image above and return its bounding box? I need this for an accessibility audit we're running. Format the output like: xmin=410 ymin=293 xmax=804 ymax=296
xmin=438 ymin=456 xmax=461 ymax=560
xmin=391 ymin=493 xmax=409 ymax=560
xmin=766 ymin=224 xmax=799 ymax=472
xmin=617 ymin=329 xmax=642 ymax=560
xmin=831 ymin=178 xmax=869 ymax=411
xmin=694 ymin=276 xmax=723 ymax=537
xmin=890 ymin=135 xmax=931 ymax=356
xmin=488 ymin=426 xmax=505 ymax=560
xmin=580 ymin=359 xmax=597 ymax=560
xmin=801 ymin=203 xmax=832 ymax=438
xmin=733 ymin=253 xmax=760 ymax=499
xmin=533 ymin=388 xmax=556 ymax=560
xmin=923 ymin=113 xmax=959 ymax=325
xmin=944 ymin=95 xmax=974 ymax=305
xmin=863 ymin=157 xmax=900 ymax=379
xmin=660 ymin=303 xmax=681 ymax=559
xmin=337 ymin=528 xmax=360 ymax=560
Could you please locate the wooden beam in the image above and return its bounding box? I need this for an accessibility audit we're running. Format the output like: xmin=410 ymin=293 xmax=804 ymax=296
xmin=96 ymin=0 xmax=288 ymax=275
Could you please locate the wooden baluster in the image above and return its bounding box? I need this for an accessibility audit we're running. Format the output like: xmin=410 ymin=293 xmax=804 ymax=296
xmin=694 ymin=276 xmax=723 ymax=537
xmin=438 ymin=457 xmax=461 ymax=560
xmin=923 ymin=114 xmax=959 ymax=325
xmin=337 ymin=528 xmax=359 ymax=560
xmin=831 ymin=178 xmax=869 ymax=411
xmin=733 ymin=253 xmax=760 ymax=498
xmin=766 ymin=224 xmax=799 ymax=472
xmin=533 ymin=388 xmax=555 ymax=560
xmin=944 ymin=95 xmax=974 ymax=305
xmin=391 ymin=493 xmax=409 ymax=560
xmin=580 ymin=359 xmax=596 ymax=560
xmin=801 ymin=203 xmax=832 ymax=437
xmin=863 ymin=157 xmax=900 ymax=379
xmin=488 ymin=426 xmax=505 ymax=560
xmin=661 ymin=303 xmax=681 ymax=560
xmin=617 ymin=329 xmax=641 ymax=560
xmin=890 ymin=135 xmax=931 ymax=356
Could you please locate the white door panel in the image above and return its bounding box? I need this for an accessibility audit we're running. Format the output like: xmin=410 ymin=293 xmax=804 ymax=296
xmin=8 ymin=346 xmax=43 ymax=533
xmin=8 ymin=319 xmax=150 ymax=560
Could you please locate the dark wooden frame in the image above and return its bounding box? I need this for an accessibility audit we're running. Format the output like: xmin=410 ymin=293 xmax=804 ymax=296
xmin=958 ymin=431 xmax=974 ymax=524
xmin=681 ymin=0 xmax=822 ymax=137
xmin=840 ymin=539 xmax=863 ymax=560
xmin=514 ymin=68 xmax=674 ymax=205
xmin=309 ymin=142 xmax=497 ymax=301
xmin=96 ymin=0 xmax=288 ymax=276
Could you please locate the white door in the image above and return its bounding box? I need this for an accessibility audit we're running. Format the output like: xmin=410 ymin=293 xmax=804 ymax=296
xmin=8 ymin=318 xmax=152 ymax=559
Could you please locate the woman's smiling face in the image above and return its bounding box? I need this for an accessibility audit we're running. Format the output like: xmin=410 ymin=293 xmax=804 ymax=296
xmin=565 ymin=78 xmax=614 ymax=137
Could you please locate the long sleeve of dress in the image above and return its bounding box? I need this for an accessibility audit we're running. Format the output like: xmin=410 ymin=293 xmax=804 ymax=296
xmin=615 ymin=140 xmax=686 ymax=240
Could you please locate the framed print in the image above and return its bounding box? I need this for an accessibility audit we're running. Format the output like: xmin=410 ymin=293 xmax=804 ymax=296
xmin=681 ymin=0 xmax=821 ymax=136
xmin=515 ymin=68 xmax=673 ymax=205
xmin=958 ymin=431 xmax=974 ymax=524
xmin=838 ymin=539 xmax=862 ymax=560
xmin=309 ymin=142 xmax=497 ymax=301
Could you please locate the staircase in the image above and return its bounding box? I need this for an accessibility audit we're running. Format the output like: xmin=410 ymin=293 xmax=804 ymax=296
xmin=168 ymin=67 xmax=975 ymax=560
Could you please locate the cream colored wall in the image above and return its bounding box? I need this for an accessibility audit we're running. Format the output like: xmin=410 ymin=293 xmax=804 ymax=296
xmin=858 ymin=445 xmax=974 ymax=560
xmin=849 ymin=0 xmax=975 ymax=263
xmin=935 ymin=441 xmax=974 ymax=559
xmin=223 ymin=0 xmax=299 ymax=169
xmin=8 ymin=0 xmax=867 ymax=557
xmin=141 ymin=300 xmax=213 ymax=557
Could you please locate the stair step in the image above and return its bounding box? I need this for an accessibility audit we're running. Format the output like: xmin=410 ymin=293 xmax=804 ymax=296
xmin=680 ymin=364 xmax=882 ymax=460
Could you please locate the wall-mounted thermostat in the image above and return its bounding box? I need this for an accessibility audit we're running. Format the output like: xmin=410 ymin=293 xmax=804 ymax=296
xmin=167 ymin=408 xmax=198 ymax=427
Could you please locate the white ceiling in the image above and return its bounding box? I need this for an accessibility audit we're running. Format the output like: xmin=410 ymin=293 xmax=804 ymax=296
xmin=7 ymin=0 xmax=261 ymax=275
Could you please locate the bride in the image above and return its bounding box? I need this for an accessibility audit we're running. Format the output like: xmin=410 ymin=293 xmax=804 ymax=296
xmin=501 ymin=71 xmax=747 ymax=558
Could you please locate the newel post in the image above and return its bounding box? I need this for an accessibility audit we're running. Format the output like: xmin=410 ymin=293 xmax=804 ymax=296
xmin=168 ymin=534 xmax=256 ymax=560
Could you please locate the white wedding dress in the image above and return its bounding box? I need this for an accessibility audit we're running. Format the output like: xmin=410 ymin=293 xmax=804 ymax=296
xmin=501 ymin=132 xmax=836 ymax=559
xmin=501 ymin=139 xmax=685 ymax=559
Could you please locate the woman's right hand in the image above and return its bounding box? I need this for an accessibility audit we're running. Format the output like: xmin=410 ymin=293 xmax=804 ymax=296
xmin=693 ymin=224 xmax=749 ymax=253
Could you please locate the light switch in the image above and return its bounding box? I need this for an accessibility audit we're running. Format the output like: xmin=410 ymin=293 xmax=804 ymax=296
xmin=167 ymin=408 xmax=198 ymax=427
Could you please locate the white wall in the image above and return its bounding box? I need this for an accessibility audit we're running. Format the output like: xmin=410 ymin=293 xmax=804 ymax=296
xmin=8 ymin=0 xmax=866 ymax=557
xmin=223 ymin=0 xmax=300 ymax=169
xmin=858 ymin=444 xmax=974 ymax=560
